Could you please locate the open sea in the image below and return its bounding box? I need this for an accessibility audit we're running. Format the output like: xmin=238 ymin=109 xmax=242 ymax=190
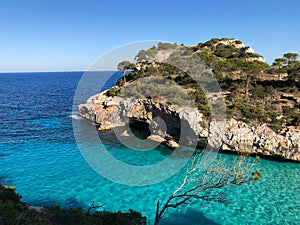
xmin=0 ymin=72 xmax=299 ymax=225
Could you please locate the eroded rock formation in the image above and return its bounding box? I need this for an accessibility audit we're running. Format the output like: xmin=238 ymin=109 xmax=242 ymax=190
xmin=79 ymin=91 xmax=300 ymax=161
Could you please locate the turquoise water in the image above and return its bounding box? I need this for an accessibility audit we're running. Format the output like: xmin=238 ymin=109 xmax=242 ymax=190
xmin=0 ymin=72 xmax=299 ymax=224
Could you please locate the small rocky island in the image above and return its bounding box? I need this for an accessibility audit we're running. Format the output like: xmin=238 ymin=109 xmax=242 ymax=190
xmin=79 ymin=38 xmax=300 ymax=162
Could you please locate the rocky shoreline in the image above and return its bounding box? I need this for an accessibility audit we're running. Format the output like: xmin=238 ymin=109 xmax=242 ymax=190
xmin=79 ymin=91 xmax=300 ymax=162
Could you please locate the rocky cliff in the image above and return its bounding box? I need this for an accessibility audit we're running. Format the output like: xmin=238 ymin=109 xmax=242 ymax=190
xmin=79 ymin=91 xmax=300 ymax=162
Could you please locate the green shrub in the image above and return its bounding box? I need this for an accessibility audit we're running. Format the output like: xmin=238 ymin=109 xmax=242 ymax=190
xmin=106 ymin=87 xmax=119 ymax=97
xmin=0 ymin=184 xmax=50 ymax=225
xmin=116 ymin=78 xmax=125 ymax=86
xmin=119 ymin=76 xmax=190 ymax=106
xmin=214 ymin=44 xmax=239 ymax=58
xmin=0 ymin=184 xmax=146 ymax=225
xmin=230 ymin=102 xmax=265 ymax=122
xmin=284 ymin=108 xmax=300 ymax=126
xmin=157 ymin=42 xmax=177 ymax=50
xmin=251 ymin=85 xmax=267 ymax=99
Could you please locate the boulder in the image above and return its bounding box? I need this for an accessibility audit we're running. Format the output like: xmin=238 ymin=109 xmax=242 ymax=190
xmin=166 ymin=139 xmax=179 ymax=149
xmin=147 ymin=135 xmax=167 ymax=143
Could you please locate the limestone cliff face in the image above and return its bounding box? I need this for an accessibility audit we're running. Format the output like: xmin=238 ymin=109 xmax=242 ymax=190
xmin=79 ymin=91 xmax=300 ymax=162
xmin=218 ymin=119 xmax=300 ymax=161
xmin=79 ymin=91 xmax=207 ymax=143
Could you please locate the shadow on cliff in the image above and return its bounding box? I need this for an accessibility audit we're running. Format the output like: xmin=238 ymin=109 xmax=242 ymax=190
xmin=159 ymin=208 xmax=220 ymax=225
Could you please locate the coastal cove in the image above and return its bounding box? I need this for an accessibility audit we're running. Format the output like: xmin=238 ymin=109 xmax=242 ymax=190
xmin=0 ymin=72 xmax=299 ymax=224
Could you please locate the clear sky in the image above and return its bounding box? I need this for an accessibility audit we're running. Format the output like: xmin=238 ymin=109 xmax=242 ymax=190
xmin=0 ymin=0 xmax=299 ymax=72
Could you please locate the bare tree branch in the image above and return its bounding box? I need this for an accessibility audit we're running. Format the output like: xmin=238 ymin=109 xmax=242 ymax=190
xmin=154 ymin=152 xmax=261 ymax=225
xmin=87 ymin=202 xmax=105 ymax=215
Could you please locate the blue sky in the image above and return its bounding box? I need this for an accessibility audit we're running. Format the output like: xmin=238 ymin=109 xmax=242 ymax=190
xmin=0 ymin=0 xmax=299 ymax=72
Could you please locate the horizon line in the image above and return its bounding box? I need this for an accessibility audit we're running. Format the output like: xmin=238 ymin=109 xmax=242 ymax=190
xmin=0 ymin=69 xmax=120 ymax=74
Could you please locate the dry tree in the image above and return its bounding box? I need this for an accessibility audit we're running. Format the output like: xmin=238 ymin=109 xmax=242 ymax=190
xmin=154 ymin=152 xmax=261 ymax=225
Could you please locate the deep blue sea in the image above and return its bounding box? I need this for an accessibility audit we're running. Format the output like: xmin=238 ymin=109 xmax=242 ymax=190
xmin=0 ymin=72 xmax=299 ymax=225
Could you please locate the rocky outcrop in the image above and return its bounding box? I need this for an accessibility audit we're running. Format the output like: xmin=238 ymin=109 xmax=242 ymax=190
xmin=244 ymin=56 xmax=265 ymax=63
xmin=79 ymin=91 xmax=300 ymax=162
xmin=79 ymin=91 xmax=207 ymax=146
xmin=217 ymin=119 xmax=300 ymax=161
xmin=219 ymin=39 xmax=245 ymax=49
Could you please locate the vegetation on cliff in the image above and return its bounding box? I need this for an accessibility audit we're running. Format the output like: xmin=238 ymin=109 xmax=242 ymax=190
xmin=0 ymin=184 xmax=146 ymax=225
xmin=113 ymin=38 xmax=300 ymax=133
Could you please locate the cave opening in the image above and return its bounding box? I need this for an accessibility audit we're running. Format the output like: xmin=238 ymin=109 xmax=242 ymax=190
xmin=128 ymin=118 xmax=151 ymax=140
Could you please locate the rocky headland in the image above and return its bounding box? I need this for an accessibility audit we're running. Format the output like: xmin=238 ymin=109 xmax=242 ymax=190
xmin=79 ymin=38 xmax=300 ymax=161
